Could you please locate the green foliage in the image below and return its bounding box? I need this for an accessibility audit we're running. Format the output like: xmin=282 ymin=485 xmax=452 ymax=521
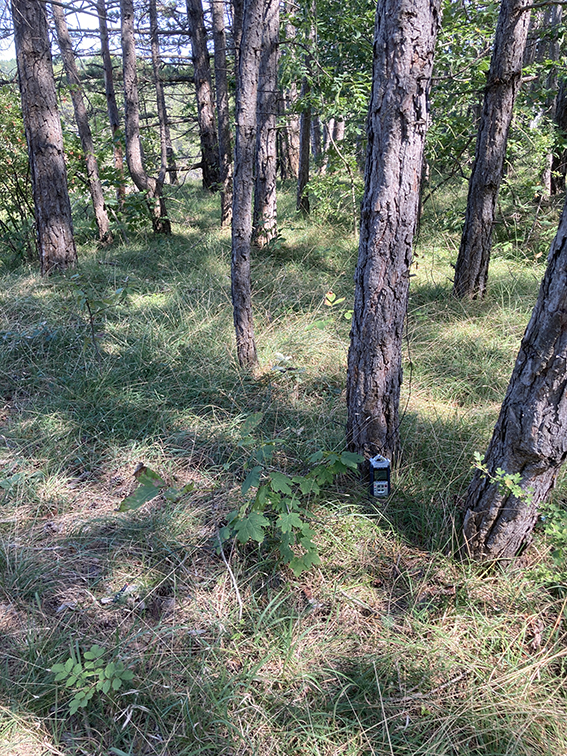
xmin=220 ymin=414 xmax=363 ymax=576
xmin=539 ymin=501 xmax=567 ymax=573
xmin=308 ymin=288 xmax=353 ymax=330
xmin=0 ymin=85 xmax=35 ymax=268
xmin=52 ymin=645 xmax=134 ymax=715
xmin=473 ymin=452 xmax=533 ymax=504
xmin=119 ymin=465 xmax=194 ymax=511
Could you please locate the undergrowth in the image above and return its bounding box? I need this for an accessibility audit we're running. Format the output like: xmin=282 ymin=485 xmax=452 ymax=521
xmin=1 ymin=180 xmax=567 ymax=755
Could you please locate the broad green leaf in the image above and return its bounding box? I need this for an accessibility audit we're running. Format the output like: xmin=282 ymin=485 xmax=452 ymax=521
xmin=119 ymin=482 xmax=162 ymax=511
xmin=276 ymin=512 xmax=304 ymax=533
xmin=292 ymin=476 xmax=320 ymax=495
xmin=105 ymin=663 xmax=116 ymax=678
xmin=101 ymin=679 xmax=111 ymax=694
xmin=255 ymin=484 xmax=269 ymax=506
xmin=112 ymin=677 xmax=122 ymax=690
xmin=242 ymin=465 xmax=263 ymax=495
xmin=240 ymin=412 xmax=264 ymax=435
xmin=84 ymin=645 xmax=105 ymax=660
xmin=0 ymin=472 xmax=24 ymax=490
xmin=270 ymin=472 xmax=292 ymax=494
xmin=233 ymin=512 xmax=269 ymax=543
xmin=340 ymin=451 xmax=365 ymax=469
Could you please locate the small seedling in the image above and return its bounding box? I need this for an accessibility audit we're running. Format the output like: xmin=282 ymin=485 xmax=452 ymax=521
xmin=220 ymin=413 xmax=364 ymax=576
xmin=52 ymin=645 xmax=134 ymax=715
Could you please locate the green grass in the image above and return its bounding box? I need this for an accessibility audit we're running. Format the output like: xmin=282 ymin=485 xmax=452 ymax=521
xmin=1 ymin=179 xmax=567 ymax=754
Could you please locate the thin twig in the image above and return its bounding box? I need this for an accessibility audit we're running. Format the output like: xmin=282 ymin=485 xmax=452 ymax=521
xmin=217 ymin=531 xmax=243 ymax=622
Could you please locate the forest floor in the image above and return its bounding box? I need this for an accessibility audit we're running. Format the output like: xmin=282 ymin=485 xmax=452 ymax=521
xmin=1 ymin=181 xmax=567 ymax=755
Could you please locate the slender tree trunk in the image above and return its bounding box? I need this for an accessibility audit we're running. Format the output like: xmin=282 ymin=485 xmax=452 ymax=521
xmin=311 ymin=114 xmax=322 ymax=163
xmin=278 ymin=7 xmax=300 ymax=181
xmin=296 ymin=76 xmax=311 ymax=213
xmin=121 ymin=0 xmax=170 ymax=233
xmin=212 ymin=0 xmax=233 ymax=226
xmin=231 ymin=0 xmax=264 ymax=369
xmin=98 ymin=0 xmax=125 ymax=207
xmin=52 ymin=2 xmax=112 ymax=244
xmin=320 ymin=117 xmax=334 ymax=175
xmin=232 ymin=0 xmax=244 ymax=75
xmin=452 ymin=0 xmax=531 ymax=300
xmin=279 ymin=82 xmax=300 ymax=180
xmin=149 ymin=0 xmax=174 ymax=187
xmin=463 ymin=198 xmax=567 ymax=559
xmin=187 ymin=0 xmax=220 ymax=190
xmin=149 ymin=0 xmax=178 ymax=185
xmin=551 ymin=79 xmax=567 ymax=195
xmin=252 ymin=0 xmax=279 ymax=246
xmin=346 ymin=0 xmax=441 ymax=461
xmin=11 ymin=0 xmax=77 ymax=274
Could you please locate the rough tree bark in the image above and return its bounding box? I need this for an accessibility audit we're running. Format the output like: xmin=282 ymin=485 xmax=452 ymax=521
xmin=187 ymin=0 xmax=220 ymax=190
xmin=452 ymin=0 xmax=531 ymax=300
xmin=231 ymin=0 xmax=265 ymax=368
xmin=11 ymin=0 xmax=77 ymax=274
xmin=346 ymin=0 xmax=441 ymax=462
xmin=212 ymin=0 xmax=233 ymax=226
xmin=463 ymin=198 xmax=567 ymax=559
xmin=52 ymin=1 xmax=112 ymax=244
xmin=232 ymin=0 xmax=244 ymax=75
xmin=98 ymin=0 xmax=125 ymax=207
xmin=252 ymin=0 xmax=279 ymax=246
xmin=121 ymin=0 xmax=170 ymax=233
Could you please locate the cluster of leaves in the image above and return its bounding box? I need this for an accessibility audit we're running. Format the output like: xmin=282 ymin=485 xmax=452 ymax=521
xmin=52 ymin=645 xmax=134 ymax=715
xmin=219 ymin=413 xmax=363 ymax=576
xmin=309 ymin=289 xmax=353 ymax=331
xmin=473 ymin=452 xmax=533 ymax=504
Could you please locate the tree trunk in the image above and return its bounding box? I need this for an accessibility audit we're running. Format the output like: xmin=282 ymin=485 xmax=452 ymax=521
xmin=252 ymin=0 xmax=279 ymax=247
xmin=121 ymin=0 xmax=170 ymax=233
xmin=551 ymin=79 xmax=567 ymax=195
xmin=311 ymin=113 xmax=322 ymax=163
xmin=452 ymin=0 xmax=531 ymax=300
xmin=463 ymin=198 xmax=567 ymax=559
xmin=52 ymin=1 xmax=112 ymax=244
xmin=187 ymin=0 xmax=220 ymax=190
xmin=346 ymin=0 xmax=441 ymax=462
xmin=232 ymin=0 xmax=244 ymax=75
xmin=278 ymin=7 xmax=300 ymax=181
xmin=11 ymin=0 xmax=77 ymax=274
xmin=98 ymin=0 xmax=125 ymax=207
xmin=231 ymin=0 xmax=264 ymax=369
xmin=212 ymin=0 xmax=233 ymax=226
xmin=149 ymin=0 xmax=176 ymax=187
xmin=296 ymin=76 xmax=311 ymax=213
xmin=279 ymin=83 xmax=300 ymax=180
xmin=320 ymin=117 xmax=335 ymax=175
